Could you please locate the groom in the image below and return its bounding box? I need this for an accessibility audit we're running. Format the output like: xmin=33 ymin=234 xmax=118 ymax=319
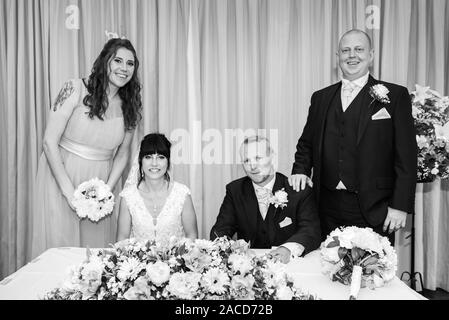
xmin=289 ymin=29 xmax=417 ymax=244
xmin=210 ymin=135 xmax=321 ymax=263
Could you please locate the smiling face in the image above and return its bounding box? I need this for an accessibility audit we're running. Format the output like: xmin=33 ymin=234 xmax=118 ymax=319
xmin=338 ymin=31 xmax=374 ymax=81
xmin=107 ymin=47 xmax=135 ymax=89
xmin=141 ymin=153 xmax=169 ymax=181
xmin=240 ymin=140 xmax=274 ymax=186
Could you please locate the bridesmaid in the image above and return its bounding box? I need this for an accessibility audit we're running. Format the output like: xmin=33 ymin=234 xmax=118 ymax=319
xmin=31 ymin=38 xmax=142 ymax=259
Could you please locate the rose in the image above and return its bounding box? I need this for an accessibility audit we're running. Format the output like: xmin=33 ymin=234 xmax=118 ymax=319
xmin=230 ymin=274 xmax=255 ymax=299
xmin=373 ymin=84 xmax=389 ymax=97
xmin=146 ymin=261 xmax=170 ymax=286
xmin=270 ymin=188 xmax=289 ymax=209
xmin=228 ymin=253 xmax=253 ymax=274
xmin=166 ymin=272 xmax=201 ymax=299
xmin=369 ymin=84 xmax=390 ymax=104
xmin=183 ymin=246 xmax=213 ymax=273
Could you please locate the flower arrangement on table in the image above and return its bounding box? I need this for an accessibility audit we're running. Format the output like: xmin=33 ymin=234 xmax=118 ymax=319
xmin=44 ymin=237 xmax=317 ymax=300
xmin=411 ymin=84 xmax=449 ymax=182
xmin=320 ymin=226 xmax=397 ymax=300
xmin=71 ymin=177 xmax=114 ymax=222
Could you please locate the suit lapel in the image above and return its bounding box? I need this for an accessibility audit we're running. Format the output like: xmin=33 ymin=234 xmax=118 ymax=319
xmin=266 ymin=173 xmax=285 ymax=220
xmin=318 ymin=83 xmax=342 ymax=157
xmin=356 ymin=75 xmax=378 ymax=145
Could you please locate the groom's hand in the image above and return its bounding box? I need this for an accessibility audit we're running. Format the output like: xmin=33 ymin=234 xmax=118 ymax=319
xmin=383 ymin=207 xmax=407 ymax=234
xmin=268 ymin=247 xmax=291 ymax=264
xmin=288 ymin=174 xmax=312 ymax=192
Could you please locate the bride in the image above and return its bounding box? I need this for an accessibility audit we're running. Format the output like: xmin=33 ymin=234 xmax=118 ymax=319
xmin=116 ymin=133 xmax=198 ymax=243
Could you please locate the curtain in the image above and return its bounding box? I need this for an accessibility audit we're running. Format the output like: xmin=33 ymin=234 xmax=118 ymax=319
xmin=1 ymin=0 xmax=448 ymax=290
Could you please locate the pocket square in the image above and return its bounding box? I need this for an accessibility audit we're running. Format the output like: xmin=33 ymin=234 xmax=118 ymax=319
xmin=371 ymin=107 xmax=391 ymax=120
xmin=279 ymin=217 xmax=292 ymax=228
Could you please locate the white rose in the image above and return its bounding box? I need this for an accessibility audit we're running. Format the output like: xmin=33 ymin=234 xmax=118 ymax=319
xmin=146 ymin=261 xmax=171 ymax=286
xmin=228 ymin=253 xmax=253 ymax=274
xmin=275 ymin=190 xmax=288 ymax=203
xmin=374 ymin=84 xmax=389 ymax=97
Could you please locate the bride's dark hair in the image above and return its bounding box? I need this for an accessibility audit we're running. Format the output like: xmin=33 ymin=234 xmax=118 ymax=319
xmin=138 ymin=133 xmax=172 ymax=187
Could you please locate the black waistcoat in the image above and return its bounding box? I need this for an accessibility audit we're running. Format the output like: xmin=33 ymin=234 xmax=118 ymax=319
xmin=321 ymin=88 xmax=363 ymax=192
xmin=252 ymin=208 xmax=275 ymax=249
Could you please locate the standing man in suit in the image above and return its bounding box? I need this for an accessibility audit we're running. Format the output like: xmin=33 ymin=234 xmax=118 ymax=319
xmin=289 ymin=29 xmax=417 ymax=244
xmin=210 ymin=135 xmax=321 ymax=263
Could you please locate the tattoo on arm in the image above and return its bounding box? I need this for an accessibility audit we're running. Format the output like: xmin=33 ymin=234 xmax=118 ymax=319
xmin=53 ymin=81 xmax=75 ymax=111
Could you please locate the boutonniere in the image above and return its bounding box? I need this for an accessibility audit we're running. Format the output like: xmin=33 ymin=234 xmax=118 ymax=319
xmin=269 ymin=188 xmax=288 ymax=209
xmin=369 ymin=84 xmax=390 ymax=104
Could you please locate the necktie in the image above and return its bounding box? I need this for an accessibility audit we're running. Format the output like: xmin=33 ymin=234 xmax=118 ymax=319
xmin=342 ymin=82 xmax=356 ymax=111
xmin=255 ymin=187 xmax=271 ymax=220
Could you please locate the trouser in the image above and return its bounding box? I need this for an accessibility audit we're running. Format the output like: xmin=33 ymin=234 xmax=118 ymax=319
xmin=319 ymin=186 xmax=395 ymax=245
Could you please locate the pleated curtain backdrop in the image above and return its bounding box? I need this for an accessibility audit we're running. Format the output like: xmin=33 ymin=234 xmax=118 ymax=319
xmin=1 ymin=0 xmax=448 ymax=289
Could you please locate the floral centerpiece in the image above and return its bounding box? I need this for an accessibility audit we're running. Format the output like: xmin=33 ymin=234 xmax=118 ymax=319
xmin=411 ymin=84 xmax=449 ymax=182
xmin=44 ymin=237 xmax=317 ymax=300
xmin=71 ymin=177 xmax=115 ymax=222
xmin=320 ymin=226 xmax=397 ymax=300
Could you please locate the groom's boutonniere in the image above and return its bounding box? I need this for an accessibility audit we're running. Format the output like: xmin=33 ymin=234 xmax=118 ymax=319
xmin=369 ymin=84 xmax=390 ymax=104
xmin=269 ymin=188 xmax=288 ymax=209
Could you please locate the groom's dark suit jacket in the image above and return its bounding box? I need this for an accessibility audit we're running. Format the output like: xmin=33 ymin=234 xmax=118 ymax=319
xmin=292 ymin=75 xmax=417 ymax=227
xmin=210 ymin=172 xmax=321 ymax=255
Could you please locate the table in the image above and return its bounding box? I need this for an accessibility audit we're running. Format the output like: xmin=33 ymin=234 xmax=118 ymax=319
xmin=0 ymin=247 xmax=426 ymax=300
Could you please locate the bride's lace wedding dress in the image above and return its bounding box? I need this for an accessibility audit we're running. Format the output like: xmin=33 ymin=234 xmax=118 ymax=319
xmin=119 ymin=155 xmax=190 ymax=244
xmin=120 ymin=181 xmax=190 ymax=244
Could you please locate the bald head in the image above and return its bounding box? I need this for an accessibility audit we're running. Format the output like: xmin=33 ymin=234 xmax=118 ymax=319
xmin=339 ymin=29 xmax=372 ymax=50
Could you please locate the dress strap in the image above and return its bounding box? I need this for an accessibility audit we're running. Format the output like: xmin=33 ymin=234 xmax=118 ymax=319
xmin=59 ymin=136 xmax=114 ymax=161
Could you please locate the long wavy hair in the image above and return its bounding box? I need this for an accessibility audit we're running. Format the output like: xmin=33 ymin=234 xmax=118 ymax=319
xmin=83 ymin=38 xmax=142 ymax=130
xmin=138 ymin=133 xmax=172 ymax=188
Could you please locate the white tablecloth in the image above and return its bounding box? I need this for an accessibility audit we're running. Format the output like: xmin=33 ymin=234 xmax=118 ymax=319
xmin=0 ymin=247 xmax=425 ymax=300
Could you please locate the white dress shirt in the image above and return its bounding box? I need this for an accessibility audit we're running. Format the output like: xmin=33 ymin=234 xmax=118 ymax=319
xmin=340 ymin=72 xmax=370 ymax=112
xmin=336 ymin=72 xmax=370 ymax=190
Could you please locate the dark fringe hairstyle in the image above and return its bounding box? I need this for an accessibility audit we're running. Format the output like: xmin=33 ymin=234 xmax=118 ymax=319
xmin=83 ymin=38 xmax=142 ymax=130
xmin=138 ymin=133 xmax=172 ymax=187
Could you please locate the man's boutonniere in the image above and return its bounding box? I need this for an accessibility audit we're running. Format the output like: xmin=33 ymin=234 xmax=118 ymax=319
xmin=369 ymin=84 xmax=390 ymax=104
xmin=269 ymin=188 xmax=288 ymax=209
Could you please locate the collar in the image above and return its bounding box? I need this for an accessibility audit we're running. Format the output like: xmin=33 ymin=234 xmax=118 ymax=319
xmin=341 ymin=72 xmax=370 ymax=88
xmin=252 ymin=173 xmax=276 ymax=192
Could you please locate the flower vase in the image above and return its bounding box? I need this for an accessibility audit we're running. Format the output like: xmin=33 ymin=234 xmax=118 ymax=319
xmin=349 ymin=265 xmax=362 ymax=300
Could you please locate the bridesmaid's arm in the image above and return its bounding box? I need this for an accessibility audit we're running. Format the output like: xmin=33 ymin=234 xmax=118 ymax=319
xmin=43 ymin=80 xmax=80 ymax=209
xmin=182 ymin=194 xmax=198 ymax=239
xmin=106 ymin=129 xmax=134 ymax=190
xmin=116 ymin=198 xmax=132 ymax=241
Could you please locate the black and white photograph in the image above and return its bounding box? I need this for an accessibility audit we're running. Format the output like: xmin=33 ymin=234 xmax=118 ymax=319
xmin=0 ymin=0 xmax=448 ymax=306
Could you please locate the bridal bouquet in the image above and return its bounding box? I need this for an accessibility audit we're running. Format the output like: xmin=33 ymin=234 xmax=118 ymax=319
xmin=71 ymin=177 xmax=114 ymax=222
xmin=44 ymin=237 xmax=317 ymax=300
xmin=320 ymin=226 xmax=397 ymax=300
xmin=411 ymin=84 xmax=449 ymax=182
